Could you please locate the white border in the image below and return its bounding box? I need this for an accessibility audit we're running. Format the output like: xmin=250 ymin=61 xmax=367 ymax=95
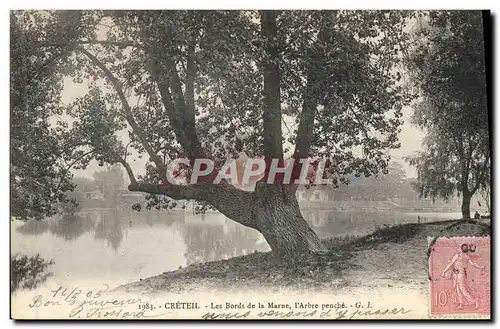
xmin=3 ymin=1 xmax=500 ymax=10
xmin=2 ymin=2 xmax=499 ymax=328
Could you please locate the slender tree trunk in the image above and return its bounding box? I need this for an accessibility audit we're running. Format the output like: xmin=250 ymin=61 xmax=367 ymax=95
xmin=461 ymin=192 xmax=471 ymax=220
xmin=253 ymin=184 xmax=324 ymax=259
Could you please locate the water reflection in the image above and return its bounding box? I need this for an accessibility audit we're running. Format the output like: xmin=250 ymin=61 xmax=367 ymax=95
xmin=16 ymin=219 xmax=49 ymax=236
xmin=303 ymin=209 xmax=461 ymax=238
xmin=16 ymin=214 xmax=95 ymax=241
xmin=13 ymin=208 xmax=460 ymax=286
xmin=93 ymin=211 xmax=130 ymax=251
xmin=49 ymin=214 xmax=95 ymax=241
xmin=182 ymin=221 xmax=267 ymax=265
xmin=16 ymin=210 xmax=181 ymax=250
xmin=15 ymin=208 xmax=459 ymax=260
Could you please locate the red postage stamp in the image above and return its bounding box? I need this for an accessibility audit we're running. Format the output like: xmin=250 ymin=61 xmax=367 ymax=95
xmin=429 ymin=236 xmax=490 ymax=317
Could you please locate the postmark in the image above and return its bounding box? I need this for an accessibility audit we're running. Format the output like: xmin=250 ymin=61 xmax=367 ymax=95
xmin=429 ymin=236 xmax=490 ymax=317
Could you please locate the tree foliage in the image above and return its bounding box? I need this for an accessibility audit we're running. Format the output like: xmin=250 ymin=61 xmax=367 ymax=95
xmin=21 ymin=10 xmax=414 ymax=206
xmin=10 ymin=11 xmax=78 ymax=220
xmin=11 ymin=253 xmax=55 ymax=292
xmin=407 ymin=11 xmax=490 ymax=218
xmin=333 ymin=161 xmax=407 ymax=201
xmin=62 ymin=176 xmax=99 ymax=213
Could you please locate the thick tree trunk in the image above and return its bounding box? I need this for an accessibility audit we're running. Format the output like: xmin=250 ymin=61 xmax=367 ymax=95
xmin=253 ymin=184 xmax=324 ymax=259
xmin=461 ymin=192 xmax=471 ymax=220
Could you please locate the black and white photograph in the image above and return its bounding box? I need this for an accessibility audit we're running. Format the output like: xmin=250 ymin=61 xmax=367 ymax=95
xmin=9 ymin=8 xmax=492 ymax=320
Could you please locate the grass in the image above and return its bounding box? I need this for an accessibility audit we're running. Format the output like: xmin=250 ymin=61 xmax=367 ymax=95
xmin=118 ymin=219 xmax=491 ymax=294
xmin=324 ymin=223 xmax=422 ymax=252
xmin=440 ymin=219 xmax=491 ymax=235
xmin=325 ymin=218 xmax=491 ymax=252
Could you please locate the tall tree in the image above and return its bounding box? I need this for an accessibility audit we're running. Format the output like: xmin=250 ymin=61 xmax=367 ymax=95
xmin=93 ymin=164 xmax=125 ymax=206
xmin=63 ymin=176 xmax=99 ymax=212
xmin=10 ymin=11 xmax=77 ymax=220
xmin=407 ymin=11 xmax=490 ymax=220
xmin=16 ymin=10 xmax=413 ymax=258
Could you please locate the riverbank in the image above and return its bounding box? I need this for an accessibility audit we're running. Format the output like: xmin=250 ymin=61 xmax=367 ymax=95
xmin=116 ymin=219 xmax=490 ymax=295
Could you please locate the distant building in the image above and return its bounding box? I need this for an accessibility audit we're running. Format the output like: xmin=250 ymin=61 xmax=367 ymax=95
xmin=297 ymin=187 xmax=330 ymax=202
xmin=85 ymin=190 xmax=104 ymax=200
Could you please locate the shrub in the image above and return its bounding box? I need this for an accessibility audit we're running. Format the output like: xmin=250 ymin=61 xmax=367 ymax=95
xmin=11 ymin=253 xmax=55 ymax=293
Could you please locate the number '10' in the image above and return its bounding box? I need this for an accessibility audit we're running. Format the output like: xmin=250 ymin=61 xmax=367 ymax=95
xmin=434 ymin=291 xmax=448 ymax=306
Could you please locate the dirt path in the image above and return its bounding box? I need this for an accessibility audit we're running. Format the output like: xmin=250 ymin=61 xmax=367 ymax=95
xmin=116 ymin=220 xmax=490 ymax=295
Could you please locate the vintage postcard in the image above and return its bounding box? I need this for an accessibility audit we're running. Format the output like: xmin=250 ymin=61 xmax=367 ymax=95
xmin=10 ymin=9 xmax=491 ymax=320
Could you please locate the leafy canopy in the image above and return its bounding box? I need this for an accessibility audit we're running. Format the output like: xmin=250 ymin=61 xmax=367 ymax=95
xmin=14 ymin=10 xmax=415 ymax=213
xmin=407 ymin=11 xmax=490 ymax=202
xmin=11 ymin=11 xmax=80 ymax=220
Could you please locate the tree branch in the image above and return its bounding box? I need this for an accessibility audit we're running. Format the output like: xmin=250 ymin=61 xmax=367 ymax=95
xmin=293 ymin=72 xmax=318 ymax=159
xmin=116 ymin=157 xmax=138 ymax=185
xmin=128 ymin=182 xmax=204 ymax=200
xmin=117 ymin=150 xmax=256 ymax=225
xmin=118 ymin=148 xmax=256 ymax=229
xmin=185 ymin=40 xmax=197 ymax=119
xmin=165 ymin=57 xmax=205 ymax=159
xmin=148 ymin=58 xmax=205 ymax=160
xmin=456 ymin=137 xmax=470 ymax=195
xmin=471 ymin=153 xmax=490 ymax=195
xmin=56 ymin=149 xmax=95 ymax=191
xmin=127 ymin=180 xmax=257 ymax=229
xmin=465 ymin=136 xmax=480 ymax=172
xmin=78 ymin=46 xmax=167 ymax=181
xmin=38 ymin=39 xmax=141 ymax=49
xmin=261 ymin=10 xmax=284 ymax=162
xmin=149 ymin=63 xmax=195 ymax=157
xmin=154 ymin=143 xmax=183 ymax=157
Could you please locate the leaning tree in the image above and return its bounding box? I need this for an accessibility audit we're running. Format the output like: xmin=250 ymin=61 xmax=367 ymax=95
xmin=23 ymin=10 xmax=413 ymax=258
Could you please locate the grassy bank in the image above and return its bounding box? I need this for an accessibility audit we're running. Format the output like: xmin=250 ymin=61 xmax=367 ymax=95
xmin=117 ymin=219 xmax=490 ymax=295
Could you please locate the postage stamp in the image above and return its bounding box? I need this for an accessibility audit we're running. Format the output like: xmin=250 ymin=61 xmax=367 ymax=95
xmin=429 ymin=236 xmax=490 ymax=317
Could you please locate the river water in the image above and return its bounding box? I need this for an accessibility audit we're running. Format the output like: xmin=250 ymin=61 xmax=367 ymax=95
xmin=11 ymin=208 xmax=462 ymax=291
